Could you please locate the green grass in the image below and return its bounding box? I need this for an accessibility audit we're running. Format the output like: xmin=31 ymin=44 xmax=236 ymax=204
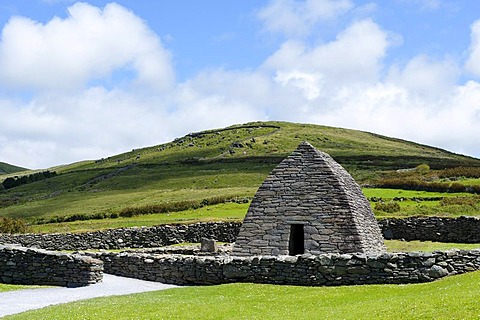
xmin=2 ymin=121 xmax=480 ymax=227
xmin=456 ymin=178 xmax=480 ymax=185
xmin=385 ymin=240 xmax=480 ymax=252
xmin=362 ymin=188 xmax=471 ymax=199
xmin=0 ymin=284 xmax=45 ymax=293
xmin=29 ymin=202 xmax=249 ymax=233
xmin=7 ymin=271 xmax=480 ymax=319
xmin=19 ymin=188 xmax=480 ymax=233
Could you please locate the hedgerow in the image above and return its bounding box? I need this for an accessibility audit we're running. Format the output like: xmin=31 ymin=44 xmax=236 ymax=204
xmin=374 ymin=178 xmax=480 ymax=194
xmin=439 ymin=167 xmax=480 ymax=179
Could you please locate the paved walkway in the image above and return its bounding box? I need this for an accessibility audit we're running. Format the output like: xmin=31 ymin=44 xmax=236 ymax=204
xmin=0 ymin=274 xmax=178 ymax=317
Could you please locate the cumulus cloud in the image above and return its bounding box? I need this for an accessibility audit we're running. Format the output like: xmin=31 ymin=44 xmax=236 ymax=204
xmin=0 ymin=2 xmax=174 ymax=91
xmin=465 ymin=20 xmax=480 ymax=77
xmin=274 ymin=71 xmax=323 ymax=100
xmin=264 ymin=19 xmax=390 ymax=92
xmin=257 ymin=0 xmax=353 ymax=37
xmin=388 ymin=55 xmax=460 ymax=99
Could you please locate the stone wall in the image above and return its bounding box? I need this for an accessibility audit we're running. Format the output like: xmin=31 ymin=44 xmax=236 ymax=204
xmin=0 ymin=222 xmax=240 ymax=250
xmin=378 ymin=216 xmax=480 ymax=243
xmin=0 ymin=244 xmax=103 ymax=287
xmin=1 ymin=217 xmax=480 ymax=251
xmin=88 ymin=249 xmax=480 ymax=286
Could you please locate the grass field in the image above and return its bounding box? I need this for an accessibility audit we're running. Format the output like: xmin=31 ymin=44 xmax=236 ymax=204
xmin=29 ymin=202 xmax=249 ymax=233
xmin=6 ymin=271 xmax=480 ymax=320
xmin=3 ymin=121 xmax=480 ymax=228
xmin=24 ymin=187 xmax=480 ymax=234
xmin=384 ymin=240 xmax=480 ymax=252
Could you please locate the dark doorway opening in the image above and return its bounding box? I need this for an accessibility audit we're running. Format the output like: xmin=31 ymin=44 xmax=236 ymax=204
xmin=289 ymin=224 xmax=304 ymax=255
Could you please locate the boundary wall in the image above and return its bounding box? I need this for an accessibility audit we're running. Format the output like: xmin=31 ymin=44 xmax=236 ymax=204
xmin=0 ymin=245 xmax=103 ymax=287
xmin=1 ymin=217 xmax=479 ymax=251
xmin=0 ymin=222 xmax=240 ymax=250
xmin=88 ymin=249 xmax=480 ymax=286
xmin=378 ymin=216 xmax=480 ymax=242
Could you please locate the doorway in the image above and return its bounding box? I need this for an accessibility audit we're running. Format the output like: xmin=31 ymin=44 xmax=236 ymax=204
xmin=289 ymin=224 xmax=304 ymax=255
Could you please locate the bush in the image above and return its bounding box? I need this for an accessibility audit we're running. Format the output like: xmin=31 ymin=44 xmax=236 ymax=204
xmin=0 ymin=217 xmax=29 ymax=234
xmin=440 ymin=196 xmax=480 ymax=207
xmin=415 ymin=164 xmax=430 ymax=174
xmin=374 ymin=201 xmax=401 ymax=213
xmin=439 ymin=167 xmax=480 ymax=179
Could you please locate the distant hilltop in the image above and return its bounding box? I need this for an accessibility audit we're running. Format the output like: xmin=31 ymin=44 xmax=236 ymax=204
xmin=0 ymin=162 xmax=27 ymax=175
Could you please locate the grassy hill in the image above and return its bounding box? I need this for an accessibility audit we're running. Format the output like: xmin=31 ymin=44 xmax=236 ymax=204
xmin=0 ymin=162 xmax=27 ymax=175
xmin=1 ymin=121 xmax=480 ymax=229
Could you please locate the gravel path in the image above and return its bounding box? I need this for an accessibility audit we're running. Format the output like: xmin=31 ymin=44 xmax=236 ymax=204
xmin=0 ymin=274 xmax=178 ymax=317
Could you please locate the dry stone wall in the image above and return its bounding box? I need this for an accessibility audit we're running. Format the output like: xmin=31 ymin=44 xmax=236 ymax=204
xmin=0 ymin=244 xmax=103 ymax=287
xmin=1 ymin=217 xmax=480 ymax=251
xmin=379 ymin=216 xmax=480 ymax=243
xmin=0 ymin=222 xmax=240 ymax=250
xmin=88 ymin=249 xmax=480 ymax=286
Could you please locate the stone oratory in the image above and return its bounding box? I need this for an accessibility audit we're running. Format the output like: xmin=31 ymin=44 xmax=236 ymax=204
xmin=233 ymin=141 xmax=386 ymax=256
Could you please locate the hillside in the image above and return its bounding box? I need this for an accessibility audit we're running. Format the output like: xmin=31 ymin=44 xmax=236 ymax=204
xmin=1 ymin=121 xmax=480 ymax=225
xmin=0 ymin=162 xmax=27 ymax=175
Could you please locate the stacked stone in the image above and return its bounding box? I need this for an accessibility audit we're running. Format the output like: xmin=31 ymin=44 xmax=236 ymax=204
xmin=379 ymin=216 xmax=480 ymax=243
xmin=0 ymin=222 xmax=241 ymax=251
xmin=2 ymin=216 xmax=480 ymax=251
xmin=233 ymin=141 xmax=385 ymax=256
xmin=88 ymin=249 xmax=480 ymax=286
xmin=0 ymin=245 xmax=103 ymax=287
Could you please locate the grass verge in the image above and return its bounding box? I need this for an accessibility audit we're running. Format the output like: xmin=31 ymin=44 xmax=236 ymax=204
xmin=6 ymin=271 xmax=480 ymax=319
xmin=0 ymin=284 xmax=46 ymax=293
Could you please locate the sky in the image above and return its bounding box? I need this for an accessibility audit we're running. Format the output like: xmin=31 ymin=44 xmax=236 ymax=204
xmin=1 ymin=0 xmax=480 ymax=169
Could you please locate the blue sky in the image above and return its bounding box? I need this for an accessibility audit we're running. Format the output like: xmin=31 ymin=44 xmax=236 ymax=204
xmin=1 ymin=0 xmax=480 ymax=168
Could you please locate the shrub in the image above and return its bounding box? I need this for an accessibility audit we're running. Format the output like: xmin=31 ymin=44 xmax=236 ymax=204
xmin=440 ymin=196 xmax=480 ymax=207
xmin=374 ymin=201 xmax=401 ymax=213
xmin=1 ymin=171 xmax=57 ymax=190
xmin=415 ymin=164 xmax=430 ymax=174
xmin=0 ymin=217 xmax=29 ymax=234
xmin=439 ymin=167 xmax=480 ymax=179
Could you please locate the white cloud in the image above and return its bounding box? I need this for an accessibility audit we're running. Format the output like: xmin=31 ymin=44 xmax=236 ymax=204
xmin=465 ymin=20 xmax=480 ymax=77
xmin=0 ymin=2 xmax=174 ymax=91
xmin=257 ymin=0 xmax=353 ymax=37
xmin=388 ymin=55 xmax=459 ymax=99
xmin=264 ymin=19 xmax=390 ymax=87
xmin=274 ymin=71 xmax=323 ymax=100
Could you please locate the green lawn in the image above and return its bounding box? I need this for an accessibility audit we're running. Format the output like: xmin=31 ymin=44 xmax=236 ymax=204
xmin=6 ymin=271 xmax=480 ymax=320
xmin=385 ymin=240 xmax=480 ymax=252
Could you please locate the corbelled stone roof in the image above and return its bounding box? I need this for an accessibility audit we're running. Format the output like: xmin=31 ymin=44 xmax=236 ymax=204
xmin=232 ymin=141 xmax=385 ymax=256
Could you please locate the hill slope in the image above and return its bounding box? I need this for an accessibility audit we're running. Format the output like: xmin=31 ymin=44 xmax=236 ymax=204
xmin=0 ymin=162 xmax=27 ymax=175
xmin=1 ymin=121 xmax=479 ymax=224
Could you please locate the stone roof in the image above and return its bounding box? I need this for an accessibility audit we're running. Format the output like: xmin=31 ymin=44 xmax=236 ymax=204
xmin=232 ymin=141 xmax=386 ymax=256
